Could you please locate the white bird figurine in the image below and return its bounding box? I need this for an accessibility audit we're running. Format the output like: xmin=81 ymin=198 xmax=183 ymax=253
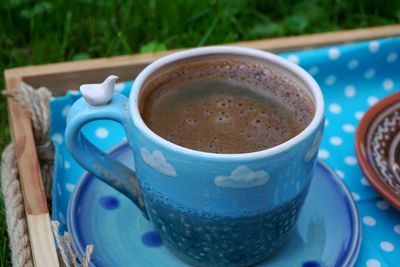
xmin=80 ymin=75 xmax=119 ymax=106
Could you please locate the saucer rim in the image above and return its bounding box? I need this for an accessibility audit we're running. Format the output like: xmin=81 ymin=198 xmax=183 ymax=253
xmin=355 ymin=91 xmax=400 ymax=211
xmin=67 ymin=142 xmax=361 ymax=267
xmin=317 ymin=160 xmax=361 ymax=267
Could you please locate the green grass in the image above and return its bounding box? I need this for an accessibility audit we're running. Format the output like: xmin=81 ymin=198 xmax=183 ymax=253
xmin=0 ymin=0 xmax=400 ymax=265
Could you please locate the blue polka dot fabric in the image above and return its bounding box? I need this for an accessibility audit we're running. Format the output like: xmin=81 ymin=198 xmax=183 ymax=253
xmin=51 ymin=37 xmax=400 ymax=266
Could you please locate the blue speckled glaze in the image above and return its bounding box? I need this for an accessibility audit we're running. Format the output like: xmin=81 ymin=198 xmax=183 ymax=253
xmin=67 ymin=143 xmax=360 ymax=267
xmin=143 ymin=184 xmax=309 ymax=266
xmin=65 ymin=46 xmax=325 ymax=266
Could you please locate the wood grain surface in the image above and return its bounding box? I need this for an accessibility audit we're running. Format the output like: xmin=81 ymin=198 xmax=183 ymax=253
xmin=5 ymin=77 xmax=59 ymax=266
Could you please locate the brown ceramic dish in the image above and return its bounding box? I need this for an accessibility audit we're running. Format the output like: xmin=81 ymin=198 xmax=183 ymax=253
xmin=356 ymin=92 xmax=400 ymax=210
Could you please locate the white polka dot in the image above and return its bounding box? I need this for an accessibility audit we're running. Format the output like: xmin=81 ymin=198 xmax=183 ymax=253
xmin=363 ymin=216 xmax=376 ymax=226
xmin=364 ymin=69 xmax=375 ymax=79
xmin=325 ymin=75 xmax=336 ymax=85
xmin=287 ymin=55 xmax=300 ymax=64
xmin=380 ymin=241 xmax=394 ymax=252
xmin=367 ymin=259 xmax=381 ymax=267
xmin=376 ymin=200 xmax=389 ymax=210
xmin=115 ymin=83 xmax=125 ymax=92
xmin=68 ymin=90 xmax=80 ymax=95
xmin=318 ymin=149 xmax=330 ymax=159
xmin=367 ymin=96 xmax=379 ymax=106
xmin=336 ymin=170 xmax=345 ymax=178
xmin=328 ymin=48 xmax=340 ymax=60
xmin=369 ymin=41 xmax=380 ymax=53
xmin=355 ymin=111 xmax=364 ymax=120
xmin=329 ymin=103 xmax=342 ymax=114
xmin=345 ymin=156 xmax=357 ymax=166
xmin=65 ymin=183 xmax=75 ymax=193
xmin=348 ymin=59 xmax=359 ymax=69
xmin=394 ymin=224 xmax=400 ymax=234
xmin=325 ymin=119 xmax=329 ymax=127
xmin=58 ymin=212 xmax=66 ymax=224
xmin=342 ymin=124 xmax=355 ymax=133
xmin=52 ymin=133 xmax=63 ymax=145
xmin=95 ymin=127 xmax=109 ymax=138
xmin=330 ymin=136 xmax=343 ymax=146
xmin=383 ymin=79 xmax=394 ymax=91
xmin=62 ymin=105 xmax=71 ymax=117
xmin=361 ymin=177 xmax=370 ymax=186
xmin=344 ymin=85 xmax=356 ymax=98
xmin=308 ymin=66 xmax=319 ymax=75
xmin=57 ymin=183 xmax=62 ymax=196
xmin=387 ymin=52 xmax=397 ymax=63
xmin=351 ymin=192 xmax=360 ymax=201
xmin=64 ymin=161 xmax=71 ymax=169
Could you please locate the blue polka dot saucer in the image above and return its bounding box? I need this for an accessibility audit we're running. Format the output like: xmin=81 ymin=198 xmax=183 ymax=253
xmin=67 ymin=142 xmax=360 ymax=267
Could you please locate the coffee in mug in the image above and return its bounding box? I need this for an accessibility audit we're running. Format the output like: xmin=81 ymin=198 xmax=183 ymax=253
xmin=141 ymin=60 xmax=315 ymax=153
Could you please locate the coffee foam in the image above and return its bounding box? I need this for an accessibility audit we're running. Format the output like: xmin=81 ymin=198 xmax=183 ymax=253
xmin=140 ymin=60 xmax=315 ymax=154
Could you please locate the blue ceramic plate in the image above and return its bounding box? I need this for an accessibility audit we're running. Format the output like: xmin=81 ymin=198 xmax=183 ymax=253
xmin=68 ymin=142 xmax=360 ymax=267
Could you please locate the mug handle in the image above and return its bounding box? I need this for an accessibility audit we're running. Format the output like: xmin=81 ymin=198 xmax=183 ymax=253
xmin=65 ymin=89 xmax=148 ymax=218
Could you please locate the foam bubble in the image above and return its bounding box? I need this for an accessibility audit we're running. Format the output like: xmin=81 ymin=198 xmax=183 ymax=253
xmin=252 ymin=118 xmax=263 ymax=128
xmin=216 ymin=101 xmax=228 ymax=108
xmin=215 ymin=114 xmax=231 ymax=124
xmin=186 ymin=118 xmax=198 ymax=126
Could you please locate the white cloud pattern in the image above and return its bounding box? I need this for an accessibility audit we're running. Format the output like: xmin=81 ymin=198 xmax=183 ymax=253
xmin=140 ymin=148 xmax=177 ymax=177
xmin=305 ymin=131 xmax=322 ymax=161
xmin=215 ymin=165 xmax=269 ymax=188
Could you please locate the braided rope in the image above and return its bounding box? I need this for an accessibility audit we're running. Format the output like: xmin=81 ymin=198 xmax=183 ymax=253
xmin=1 ymin=145 xmax=33 ymax=267
xmin=1 ymin=83 xmax=93 ymax=266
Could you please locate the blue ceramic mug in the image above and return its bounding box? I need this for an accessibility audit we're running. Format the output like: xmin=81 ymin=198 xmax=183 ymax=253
xmin=65 ymin=46 xmax=324 ymax=266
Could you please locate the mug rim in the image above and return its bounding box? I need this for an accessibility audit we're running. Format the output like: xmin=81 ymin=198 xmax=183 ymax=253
xmin=129 ymin=46 xmax=324 ymax=159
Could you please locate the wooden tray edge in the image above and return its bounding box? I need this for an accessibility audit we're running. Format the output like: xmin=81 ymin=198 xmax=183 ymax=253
xmin=5 ymin=23 xmax=400 ymax=94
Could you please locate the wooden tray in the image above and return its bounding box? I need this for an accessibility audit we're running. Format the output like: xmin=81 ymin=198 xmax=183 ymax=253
xmin=4 ymin=24 xmax=400 ymax=267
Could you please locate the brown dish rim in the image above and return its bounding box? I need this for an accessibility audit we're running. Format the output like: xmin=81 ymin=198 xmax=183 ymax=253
xmin=355 ymin=91 xmax=400 ymax=210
